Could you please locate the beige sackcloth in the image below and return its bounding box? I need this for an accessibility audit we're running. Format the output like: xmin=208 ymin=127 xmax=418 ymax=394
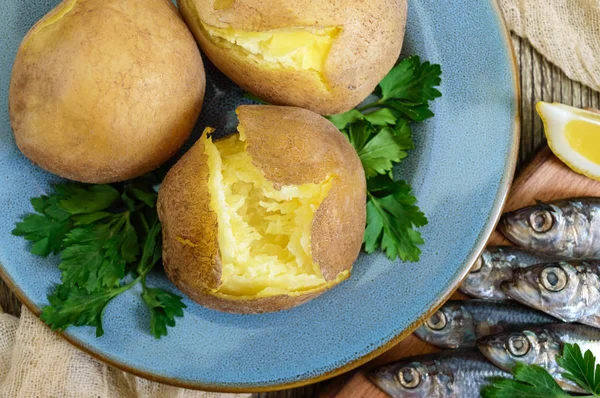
xmin=0 ymin=307 xmax=249 ymax=398
xmin=1 ymin=1 xmax=598 ymax=397
xmin=498 ymin=0 xmax=600 ymax=91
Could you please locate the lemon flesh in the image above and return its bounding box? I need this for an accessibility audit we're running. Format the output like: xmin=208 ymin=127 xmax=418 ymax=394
xmin=537 ymin=101 xmax=600 ymax=180
xmin=202 ymin=131 xmax=346 ymax=298
xmin=565 ymin=120 xmax=600 ymax=164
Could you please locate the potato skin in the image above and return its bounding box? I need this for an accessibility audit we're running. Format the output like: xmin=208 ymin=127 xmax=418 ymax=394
xmin=9 ymin=0 xmax=205 ymax=183
xmin=178 ymin=0 xmax=406 ymax=115
xmin=158 ymin=105 xmax=366 ymax=313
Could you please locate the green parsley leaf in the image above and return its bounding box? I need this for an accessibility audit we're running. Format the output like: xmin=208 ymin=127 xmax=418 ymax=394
xmin=387 ymin=101 xmax=435 ymax=122
xmin=30 ymin=196 xmax=49 ymax=213
xmin=137 ymin=222 xmax=162 ymax=276
xmin=142 ymin=287 xmax=187 ymax=338
xmin=364 ymin=179 xmax=427 ymax=261
xmin=346 ymin=120 xmax=373 ymax=152
xmin=127 ymin=187 xmax=158 ymax=209
xmin=558 ymin=343 xmax=600 ymax=395
xmin=379 ymin=56 xmax=442 ymax=103
xmin=121 ymin=221 xmax=139 ymax=263
xmin=358 ymin=126 xmax=413 ymax=177
xmin=363 ymin=108 xmax=397 ymax=126
xmin=72 ymin=212 xmax=113 ymax=226
xmin=41 ymin=283 xmax=131 ymax=337
xmin=328 ymin=109 xmax=364 ymax=130
xmin=54 ymin=184 xmax=120 ymax=215
xmin=325 ymin=57 xmax=441 ymax=262
xmin=59 ymin=223 xmax=129 ymax=292
xmin=13 ymin=214 xmax=72 ymax=256
xmin=481 ymin=363 xmax=571 ymax=398
xmin=57 ymin=213 xmax=140 ymax=292
xmin=481 ymin=343 xmax=600 ymax=397
xmin=15 ymin=174 xmax=178 ymax=338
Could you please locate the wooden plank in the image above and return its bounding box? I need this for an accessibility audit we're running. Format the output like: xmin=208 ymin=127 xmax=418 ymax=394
xmin=519 ymin=36 xmax=534 ymax=164
xmin=531 ymin=46 xmax=544 ymax=153
xmin=573 ymin=79 xmax=583 ymax=109
xmin=0 ymin=279 xmax=20 ymax=316
xmin=541 ymin=56 xmax=554 ymax=103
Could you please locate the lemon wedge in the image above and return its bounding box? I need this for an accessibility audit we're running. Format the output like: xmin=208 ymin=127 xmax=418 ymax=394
xmin=537 ymin=101 xmax=600 ymax=181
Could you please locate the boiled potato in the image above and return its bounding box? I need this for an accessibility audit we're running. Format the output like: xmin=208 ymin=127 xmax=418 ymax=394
xmin=9 ymin=0 xmax=205 ymax=183
xmin=158 ymin=105 xmax=366 ymax=313
xmin=178 ymin=0 xmax=407 ymax=115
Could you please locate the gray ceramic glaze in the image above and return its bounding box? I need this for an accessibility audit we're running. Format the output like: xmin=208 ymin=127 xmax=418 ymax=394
xmin=0 ymin=0 xmax=518 ymax=391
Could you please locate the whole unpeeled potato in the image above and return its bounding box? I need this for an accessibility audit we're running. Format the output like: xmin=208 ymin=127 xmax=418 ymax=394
xmin=9 ymin=0 xmax=205 ymax=183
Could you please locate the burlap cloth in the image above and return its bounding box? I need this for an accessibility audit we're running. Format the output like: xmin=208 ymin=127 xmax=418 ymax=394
xmin=499 ymin=0 xmax=600 ymax=92
xmin=0 ymin=307 xmax=249 ymax=398
xmin=2 ymin=1 xmax=598 ymax=397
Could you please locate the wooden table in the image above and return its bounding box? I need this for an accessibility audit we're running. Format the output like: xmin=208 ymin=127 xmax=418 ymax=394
xmin=1 ymin=35 xmax=598 ymax=397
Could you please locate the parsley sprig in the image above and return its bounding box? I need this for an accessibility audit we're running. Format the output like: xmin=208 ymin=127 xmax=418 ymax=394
xmin=13 ymin=174 xmax=186 ymax=338
xmin=327 ymin=56 xmax=442 ymax=262
xmin=482 ymin=343 xmax=600 ymax=397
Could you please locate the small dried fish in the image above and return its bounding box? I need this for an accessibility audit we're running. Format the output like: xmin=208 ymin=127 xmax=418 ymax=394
xmin=499 ymin=198 xmax=600 ymax=258
xmin=478 ymin=323 xmax=600 ymax=393
xmin=460 ymin=246 xmax=560 ymax=300
xmin=502 ymin=260 xmax=600 ymax=327
xmin=369 ymin=350 xmax=510 ymax=398
xmin=414 ymin=300 xmax=556 ymax=349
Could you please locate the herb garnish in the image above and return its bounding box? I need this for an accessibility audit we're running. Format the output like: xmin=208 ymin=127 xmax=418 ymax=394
xmin=482 ymin=343 xmax=600 ymax=397
xmin=327 ymin=56 xmax=442 ymax=261
xmin=13 ymin=174 xmax=186 ymax=338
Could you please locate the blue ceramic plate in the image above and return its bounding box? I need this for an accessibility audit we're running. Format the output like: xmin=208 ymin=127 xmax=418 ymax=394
xmin=0 ymin=0 xmax=519 ymax=392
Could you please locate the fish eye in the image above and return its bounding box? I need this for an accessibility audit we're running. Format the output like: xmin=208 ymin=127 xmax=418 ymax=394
xmin=470 ymin=256 xmax=483 ymax=273
xmin=398 ymin=367 xmax=421 ymax=389
xmin=425 ymin=311 xmax=447 ymax=330
xmin=528 ymin=210 xmax=554 ymax=233
xmin=508 ymin=334 xmax=531 ymax=357
xmin=541 ymin=266 xmax=567 ymax=292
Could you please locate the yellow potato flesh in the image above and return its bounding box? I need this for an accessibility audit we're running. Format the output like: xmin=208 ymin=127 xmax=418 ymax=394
xmin=203 ymin=131 xmax=340 ymax=297
xmin=213 ymin=0 xmax=235 ymax=10
xmin=565 ymin=120 xmax=600 ymax=164
xmin=201 ymin=22 xmax=339 ymax=82
xmin=22 ymin=0 xmax=78 ymax=51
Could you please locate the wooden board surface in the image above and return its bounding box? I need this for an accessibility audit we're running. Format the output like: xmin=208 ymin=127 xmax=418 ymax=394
xmin=319 ymin=147 xmax=600 ymax=398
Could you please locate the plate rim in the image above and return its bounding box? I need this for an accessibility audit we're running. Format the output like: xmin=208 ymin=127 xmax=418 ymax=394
xmin=0 ymin=0 xmax=520 ymax=392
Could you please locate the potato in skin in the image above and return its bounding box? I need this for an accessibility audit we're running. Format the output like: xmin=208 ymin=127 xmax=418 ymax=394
xmin=177 ymin=0 xmax=407 ymax=115
xmin=157 ymin=105 xmax=366 ymax=313
xmin=9 ymin=0 xmax=205 ymax=183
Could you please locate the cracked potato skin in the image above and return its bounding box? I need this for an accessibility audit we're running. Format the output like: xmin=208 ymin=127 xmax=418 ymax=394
xmin=177 ymin=0 xmax=407 ymax=115
xmin=9 ymin=0 xmax=205 ymax=183
xmin=157 ymin=105 xmax=367 ymax=313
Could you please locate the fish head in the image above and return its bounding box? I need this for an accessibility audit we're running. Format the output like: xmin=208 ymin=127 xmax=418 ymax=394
xmin=414 ymin=303 xmax=475 ymax=348
xmin=369 ymin=359 xmax=452 ymax=398
xmin=499 ymin=204 xmax=568 ymax=254
xmin=478 ymin=327 xmax=561 ymax=372
xmin=503 ymin=262 xmax=599 ymax=322
xmin=461 ymin=248 xmax=513 ymax=300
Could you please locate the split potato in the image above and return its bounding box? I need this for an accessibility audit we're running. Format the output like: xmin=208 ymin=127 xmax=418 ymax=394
xmin=158 ymin=105 xmax=366 ymax=313
xmin=9 ymin=0 xmax=205 ymax=183
xmin=177 ymin=0 xmax=407 ymax=115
